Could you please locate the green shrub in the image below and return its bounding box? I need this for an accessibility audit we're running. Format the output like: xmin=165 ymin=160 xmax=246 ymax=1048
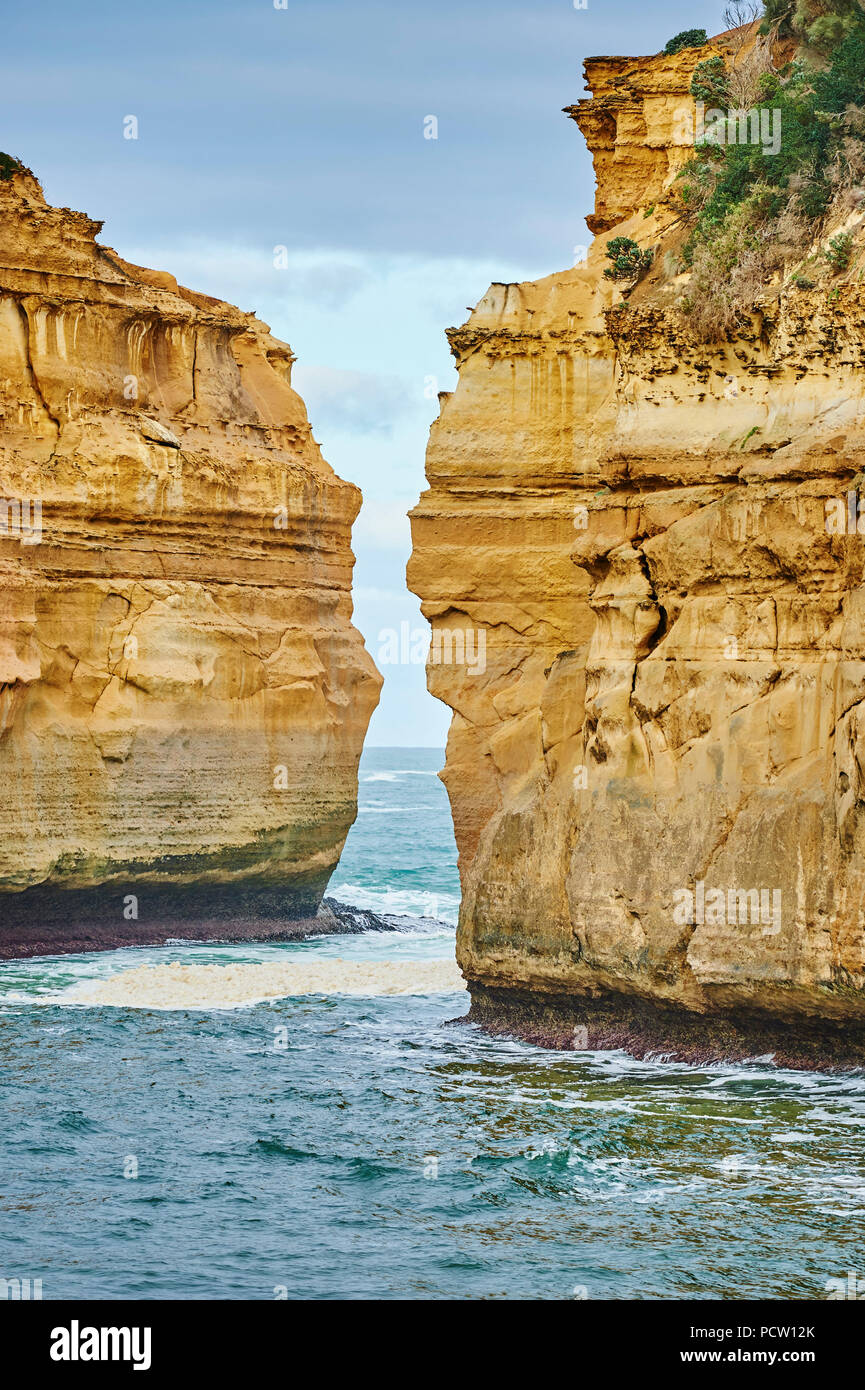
xmin=0 ymin=153 xmax=22 ymax=181
xmin=603 ymin=237 xmax=654 ymax=281
xmin=762 ymin=0 xmax=865 ymax=49
xmin=690 ymin=56 xmax=730 ymax=106
xmin=758 ymin=72 xmax=782 ymax=100
xmin=824 ymin=231 xmax=854 ymax=269
xmin=664 ymin=28 xmax=708 ymax=55
xmin=812 ymin=22 xmax=865 ymax=108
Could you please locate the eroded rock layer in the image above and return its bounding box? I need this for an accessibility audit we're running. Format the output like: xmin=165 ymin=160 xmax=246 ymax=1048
xmin=0 ymin=167 xmax=380 ymax=949
xmin=408 ymin=41 xmax=865 ymax=1061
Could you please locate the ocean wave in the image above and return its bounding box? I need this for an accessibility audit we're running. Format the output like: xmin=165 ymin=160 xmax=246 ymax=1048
xmin=329 ymin=882 xmax=460 ymax=924
xmin=49 ymin=957 xmax=466 ymax=1010
xmin=361 ymin=770 xmax=439 ymax=782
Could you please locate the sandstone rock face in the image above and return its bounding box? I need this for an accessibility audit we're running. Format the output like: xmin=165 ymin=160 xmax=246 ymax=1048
xmin=408 ymin=43 xmax=865 ymax=1061
xmin=0 ymin=167 xmax=380 ymax=947
xmin=565 ymin=47 xmax=717 ymax=234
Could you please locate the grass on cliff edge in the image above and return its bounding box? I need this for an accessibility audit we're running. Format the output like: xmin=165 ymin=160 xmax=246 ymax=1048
xmin=668 ymin=0 xmax=865 ymax=339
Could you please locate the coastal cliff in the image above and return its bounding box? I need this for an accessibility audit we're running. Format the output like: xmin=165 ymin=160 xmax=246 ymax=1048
xmin=0 ymin=164 xmax=381 ymax=953
xmin=408 ymin=25 xmax=865 ymax=1064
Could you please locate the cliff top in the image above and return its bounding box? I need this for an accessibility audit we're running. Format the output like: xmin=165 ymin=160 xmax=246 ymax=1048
xmin=0 ymin=159 xmax=288 ymax=349
xmin=462 ymin=9 xmax=865 ymax=345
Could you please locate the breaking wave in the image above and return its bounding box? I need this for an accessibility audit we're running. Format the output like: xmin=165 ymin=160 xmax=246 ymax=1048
xmin=329 ymin=882 xmax=460 ymax=923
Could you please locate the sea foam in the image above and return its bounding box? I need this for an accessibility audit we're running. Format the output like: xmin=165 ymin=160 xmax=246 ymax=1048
xmin=54 ymin=957 xmax=465 ymax=1010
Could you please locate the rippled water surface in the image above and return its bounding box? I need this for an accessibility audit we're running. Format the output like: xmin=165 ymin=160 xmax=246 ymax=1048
xmin=1 ymin=750 xmax=863 ymax=1300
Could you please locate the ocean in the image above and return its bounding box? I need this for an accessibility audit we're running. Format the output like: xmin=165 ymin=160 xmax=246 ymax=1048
xmin=0 ymin=747 xmax=863 ymax=1300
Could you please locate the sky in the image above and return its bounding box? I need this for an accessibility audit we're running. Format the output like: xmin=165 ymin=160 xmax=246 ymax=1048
xmin=1 ymin=0 xmax=727 ymax=744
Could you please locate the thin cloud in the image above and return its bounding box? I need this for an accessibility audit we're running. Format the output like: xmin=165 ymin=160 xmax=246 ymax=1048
xmin=294 ymin=365 xmax=415 ymax=438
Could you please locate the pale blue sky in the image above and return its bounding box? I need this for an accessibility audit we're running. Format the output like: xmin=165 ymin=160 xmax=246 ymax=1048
xmin=2 ymin=0 xmax=726 ymax=743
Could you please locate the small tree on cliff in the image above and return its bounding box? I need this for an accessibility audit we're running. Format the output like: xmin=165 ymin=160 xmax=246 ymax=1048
xmin=603 ymin=237 xmax=654 ymax=282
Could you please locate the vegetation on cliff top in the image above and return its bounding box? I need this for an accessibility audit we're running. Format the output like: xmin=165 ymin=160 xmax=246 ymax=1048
xmin=0 ymin=153 xmax=23 ymax=181
xmin=665 ymin=28 xmax=709 ymax=54
xmin=668 ymin=1 xmax=865 ymax=338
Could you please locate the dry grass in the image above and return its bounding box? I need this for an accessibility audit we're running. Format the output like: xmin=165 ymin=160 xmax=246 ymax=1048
xmin=720 ymin=3 xmax=779 ymax=106
xmin=679 ymin=193 xmax=814 ymax=340
xmin=681 ymin=243 xmax=771 ymax=339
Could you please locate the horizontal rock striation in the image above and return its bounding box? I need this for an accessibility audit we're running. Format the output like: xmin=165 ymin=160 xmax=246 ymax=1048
xmin=0 ymin=165 xmax=381 ymax=949
xmin=408 ymin=37 xmax=865 ymax=1063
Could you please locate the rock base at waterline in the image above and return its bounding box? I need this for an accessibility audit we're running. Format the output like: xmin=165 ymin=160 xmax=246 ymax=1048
xmin=0 ymin=895 xmax=394 ymax=960
xmin=464 ymin=984 xmax=865 ymax=1071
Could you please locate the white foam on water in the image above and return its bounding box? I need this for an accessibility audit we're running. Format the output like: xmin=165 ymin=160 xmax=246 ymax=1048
xmin=330 ymin=882 xmax=460 ymax=923
xmin=48 ymin=956 xmax=466 ymax=1010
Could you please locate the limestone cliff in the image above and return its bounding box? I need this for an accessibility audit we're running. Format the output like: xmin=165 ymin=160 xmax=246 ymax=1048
xmin=0 ymin=164 xmax=381 ymax=952
xmin=408 ymin=34 xmax=865 ymax=1064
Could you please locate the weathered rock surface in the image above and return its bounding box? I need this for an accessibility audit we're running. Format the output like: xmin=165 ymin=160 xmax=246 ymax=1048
xmin=0 ymin=165 xmax=381 ymax=947
xmin=408 ymin=38 xmax=865 ymax=1063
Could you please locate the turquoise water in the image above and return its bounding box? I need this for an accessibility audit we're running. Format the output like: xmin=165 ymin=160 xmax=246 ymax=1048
xmin=0 ymin=748 xmax=863 ymax=1300
xmin=329 ymin=746 xmax=461 ymax=923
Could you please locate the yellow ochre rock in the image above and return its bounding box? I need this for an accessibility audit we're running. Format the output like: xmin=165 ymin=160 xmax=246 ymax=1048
xmin=0 ymin=165 xmax=381 ymax=947
xmin=408 ymin=35 xmax=865 ymax=1061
